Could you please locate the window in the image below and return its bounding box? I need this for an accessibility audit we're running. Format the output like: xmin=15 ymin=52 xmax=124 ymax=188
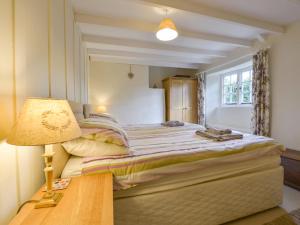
xmin=222 ymin=67 xmax=252 ymax=105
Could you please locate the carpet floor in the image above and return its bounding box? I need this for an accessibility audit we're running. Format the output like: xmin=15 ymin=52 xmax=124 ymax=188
xmin=225 ymin=208 xmax=300 ymax=225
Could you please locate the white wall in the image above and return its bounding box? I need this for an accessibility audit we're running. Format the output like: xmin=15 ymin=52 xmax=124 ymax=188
xmin=206 ymin=72 xmax=252 ymax=133
xmin=203 ymin=20 xmax=300 ymax=150
xmin=149 ymin=66 xmax=197 ymax=88
xmin=268 ymin=21 xmax=300 ymax=150
xmin=0 ymin=0 xmax=86 ymax=224
xmin=89 ymin=61 xmax=165 ymax=124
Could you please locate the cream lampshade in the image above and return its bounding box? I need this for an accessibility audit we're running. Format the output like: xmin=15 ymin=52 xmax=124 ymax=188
xmin=7 ymin=98 xmax=81 ymax=146
xmin=7 ymin=98 xmax=81 ymax=208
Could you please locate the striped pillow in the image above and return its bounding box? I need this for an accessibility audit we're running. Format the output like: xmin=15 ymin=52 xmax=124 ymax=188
xmin=82 ymin=128 xmax=129 ymax=147
xmin=62 ymin=138 xmax=129 ymax=157
xmin=79 ymin=117 xmax=129 ymax=147
xmin=89 ymin=113 xmax=118 ymax=123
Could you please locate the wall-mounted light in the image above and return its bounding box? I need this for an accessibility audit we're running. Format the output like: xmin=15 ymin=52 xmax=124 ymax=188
xmin=96 ymin=105 xmax=107 ymax=113
xmin=128 ymin=64 xmax=134 ymax=79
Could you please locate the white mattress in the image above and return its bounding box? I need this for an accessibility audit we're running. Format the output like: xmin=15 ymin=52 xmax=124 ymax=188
xmin=61 ymin=154 xmax=281 ymax=198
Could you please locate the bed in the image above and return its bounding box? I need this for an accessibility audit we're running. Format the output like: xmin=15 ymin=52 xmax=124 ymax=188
xmin=51 ymin=102 xmax=284 ymax=225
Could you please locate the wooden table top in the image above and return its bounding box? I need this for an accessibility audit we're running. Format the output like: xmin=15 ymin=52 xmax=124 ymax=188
xmin=9 ymin=173 xmax=113 ymax=225
xmin=281 ymin=148 xmax=300 ymax=161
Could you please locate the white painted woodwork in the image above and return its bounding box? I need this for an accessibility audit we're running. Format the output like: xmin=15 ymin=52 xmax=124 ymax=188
xmin=0 ymin=1 xmax=86 ymax=224
xmin=83 ymin=35 xmax=227 ymax=57
xmin=72 ymin=0 xmax=300 ymax=68
xmin=88 ymin=49 xmax=211 ymax=64
xmin=76 ymin=13 xmax=253 ymax=47
xmin=90 ymin=55 xmax=200 ymax=69
xmin=135 ymin=0 xmax=285 ymax=33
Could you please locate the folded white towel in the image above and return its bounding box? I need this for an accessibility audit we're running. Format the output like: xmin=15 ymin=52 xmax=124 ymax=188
xmin=206 ymin=127 xmax=232 ymax=135
xmin=196 ymin=130 xmax=243 ymax=142
xmin=161 ymin=120 xmax=184 ymax=127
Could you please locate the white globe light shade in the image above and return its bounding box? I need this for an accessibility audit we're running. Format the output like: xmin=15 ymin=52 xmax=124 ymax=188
xmin=156 ymin=28 xmax=178 ymax=41
xmin=156 ymin=18 xmax=178 ymax=41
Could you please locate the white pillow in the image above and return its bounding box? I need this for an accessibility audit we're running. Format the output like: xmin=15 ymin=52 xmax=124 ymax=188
xmin=62 ymin=138 xmax=129 ymax=157
xmin=68 ymin=101 xmax=84 ymax=121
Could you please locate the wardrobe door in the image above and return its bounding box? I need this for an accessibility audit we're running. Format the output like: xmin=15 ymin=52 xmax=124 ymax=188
xmin=183 ymin=79 xmax=198 ymax=123
xmin=170 ymin=79 xmax=183 ymax=121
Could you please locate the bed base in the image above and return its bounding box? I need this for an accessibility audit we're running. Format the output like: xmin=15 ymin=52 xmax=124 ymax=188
xmin=114 ymin=167 xmax=283 ymax=225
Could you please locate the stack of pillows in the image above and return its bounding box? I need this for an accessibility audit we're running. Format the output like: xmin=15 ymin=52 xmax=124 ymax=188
xmin=62 ymin=112 xmax=130 ymax=157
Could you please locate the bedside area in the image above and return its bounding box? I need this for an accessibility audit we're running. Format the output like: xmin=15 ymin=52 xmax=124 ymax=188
xmin=9 ymin=174 xmax=113 ymax=225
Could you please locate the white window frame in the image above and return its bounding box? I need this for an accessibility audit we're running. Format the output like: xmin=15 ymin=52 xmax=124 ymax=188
xmin=221 ymin=66 xmax=253 ymax=106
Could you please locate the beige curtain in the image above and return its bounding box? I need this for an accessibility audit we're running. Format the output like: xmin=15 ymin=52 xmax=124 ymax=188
xmin=196 ymin=72 xmax=206 ymax=126
xmin=252 ymin=49 xmax=270 ymax=136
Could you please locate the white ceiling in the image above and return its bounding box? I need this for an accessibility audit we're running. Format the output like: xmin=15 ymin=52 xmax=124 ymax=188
xmin=191 ymin=0 xmax=300 ymax=25
xmin=73 ymin=0 xmax=300 ymax=69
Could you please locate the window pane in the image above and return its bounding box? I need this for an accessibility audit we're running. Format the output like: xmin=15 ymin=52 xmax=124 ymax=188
xmin=242 ymin=92 xmax=251 ymax=103
xmin=242 ymin=82 xmax=251 ymax=92
xmin=240 ymin=70 xmax=253 ymax=104
xmin=224 ymin=85 xmax=230 ymax=94
xmin=230 ymin=74 xmax=237 ymax=84
xmin=224 ymin=76 xmax=230 ymax=85
xmin=243 ymin=95 xmax=249 ymax=103
xmin=222 ymin=68 xmax=252 ymax=105
xmin=231 ymin=94 xmax=238 ymax=103
xmin=242 ymin=71 xmax=251 ymax=81
xmin=225 ymin=94 xmax=231 ymax=104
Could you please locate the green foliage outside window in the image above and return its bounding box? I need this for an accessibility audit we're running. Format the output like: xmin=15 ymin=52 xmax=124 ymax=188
xmin=222 ymin=69 xmax=252 ymax=105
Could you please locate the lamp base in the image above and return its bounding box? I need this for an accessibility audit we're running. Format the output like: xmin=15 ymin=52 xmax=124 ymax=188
xmin=34 ymin=192 xmax=63 ymax=209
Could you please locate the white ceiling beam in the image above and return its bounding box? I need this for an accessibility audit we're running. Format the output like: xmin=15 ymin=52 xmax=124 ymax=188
xmin=90 ymin=55 xmax=200 ymax=69
xmin=83 ymin=34 xmax=227 ymax=57
xmin=76 ymin=14 xmax=252 ymax=47
xmin=133 ymin=0 xmax=285 ymax=33
xmin=87 ymin=48 xmax=211 ymax=64
xmin=86 ymin=42 xmax=213 ymax=58
xmin=256 ymin=34 xmax=267 ymax=43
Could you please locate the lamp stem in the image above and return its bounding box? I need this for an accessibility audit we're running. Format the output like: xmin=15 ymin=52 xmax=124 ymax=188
xmin=44 ymin=166 xmax=54 ymax=197
xmin=43 ymin=145 xmax=54 ymax=198
xmin=34 ymin=145 xmax=63 ymax=208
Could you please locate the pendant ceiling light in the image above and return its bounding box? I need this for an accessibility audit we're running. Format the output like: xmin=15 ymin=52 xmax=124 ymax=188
xmin=156 ymin=9 xmax=178 ymax=41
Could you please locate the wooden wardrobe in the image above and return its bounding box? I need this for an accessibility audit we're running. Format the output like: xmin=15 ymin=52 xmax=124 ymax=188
xmin=163 ymin=77 xmax=198 ymax=123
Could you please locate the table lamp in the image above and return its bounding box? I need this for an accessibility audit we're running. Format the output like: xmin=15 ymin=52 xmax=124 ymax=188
xmin=96 ymin=105 xmax=107 ymax=113
xmin=7 ymin=98 xmax=81 ymax=208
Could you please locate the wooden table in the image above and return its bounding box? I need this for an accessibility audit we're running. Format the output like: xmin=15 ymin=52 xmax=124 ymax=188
xmin=9 ymin=173 xmax=113 ymax=225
